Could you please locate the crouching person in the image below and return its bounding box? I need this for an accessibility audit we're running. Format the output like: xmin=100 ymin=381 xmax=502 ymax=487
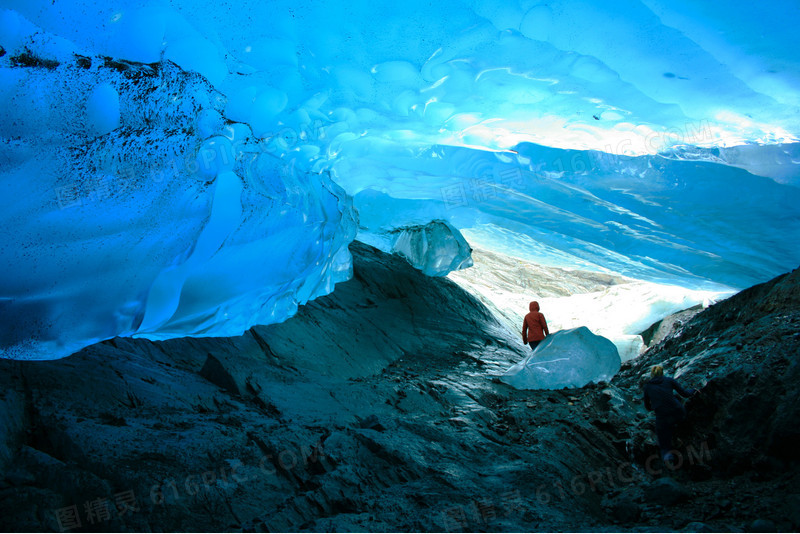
xmin=643 ymin=365 xmax=697 ymax=463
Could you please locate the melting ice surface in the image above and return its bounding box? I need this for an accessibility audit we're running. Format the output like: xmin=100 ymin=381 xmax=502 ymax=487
xmin=501 ymin=327 xmax=621 ymax=390
xmin=1 ymin=0 xmax=800 ymax=359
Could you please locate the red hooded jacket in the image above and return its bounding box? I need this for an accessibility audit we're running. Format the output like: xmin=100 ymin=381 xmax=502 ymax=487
xmin=522 ymin=301 xmax=549 ymax=343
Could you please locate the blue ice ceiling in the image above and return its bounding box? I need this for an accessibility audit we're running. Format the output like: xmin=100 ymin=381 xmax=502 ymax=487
xmin=1 ymin=0 xmax=799 ymax=360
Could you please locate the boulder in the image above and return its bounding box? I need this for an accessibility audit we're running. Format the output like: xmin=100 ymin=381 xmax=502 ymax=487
xmin=643 ymin=477 xmax=691 ymax=505
xmin=501 ymin=327 xmax=620 ymax=390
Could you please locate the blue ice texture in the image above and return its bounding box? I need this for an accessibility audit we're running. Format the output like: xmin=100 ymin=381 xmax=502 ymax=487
xmin=1 ymin=1 xmax=800 ymax=359
xmin=501 ymin=327 xmax=621 ymax=390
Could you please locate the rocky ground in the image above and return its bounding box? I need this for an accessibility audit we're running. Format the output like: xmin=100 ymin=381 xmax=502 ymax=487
xmin=1 ymin=242 xmax=798 ymax=532
xmin=611 ymin=265 xmax=800 ymax=532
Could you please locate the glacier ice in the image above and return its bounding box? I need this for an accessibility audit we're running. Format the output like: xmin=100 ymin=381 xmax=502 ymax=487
xmin=388 ymin=221 xmax=472 ymax=277
xmin=501 ymin=327 xmax=621 ymax=390
xmin=2 ymin=1 xmax=800 ymax=360
xmin=358 ymin=219 xmax=473 ymax=277
xmin=353 ymin=190 xmax=474 ymax=276
xmin=339 ymin=142 xmax=800 ymax=289
xmin=448 ymin=247 xmax=734 ymax=363
xmin=0 ymin=45 xmax=355 ymax=360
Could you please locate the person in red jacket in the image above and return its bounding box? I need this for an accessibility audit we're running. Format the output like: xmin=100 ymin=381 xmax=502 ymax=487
xmin=522 ymin=301 xmax=549 ymax=350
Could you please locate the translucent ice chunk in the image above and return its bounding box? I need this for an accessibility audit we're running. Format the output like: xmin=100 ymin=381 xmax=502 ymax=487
xmin=357 ymin=219 xmax=473 ymax=277
xmin=501 ymin=327 xmax=621 ymax=390
xmin=389 ymin=220 xmax=473 ymax=277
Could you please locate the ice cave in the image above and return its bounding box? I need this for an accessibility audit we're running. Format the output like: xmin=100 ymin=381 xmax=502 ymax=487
xmin=2 ymin=0 xmax=799 ymax=362
xmin=1 ymin=0 xmax=800 ymax=531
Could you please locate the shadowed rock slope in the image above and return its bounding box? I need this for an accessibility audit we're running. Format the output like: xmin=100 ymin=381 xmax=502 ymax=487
xmin=0 ymin=243 xmax=798 ymax=532
xmin=606 ymin=266 xmax=800 ymax=532
xmin=0 ymin=242 xmax=614 ymax=532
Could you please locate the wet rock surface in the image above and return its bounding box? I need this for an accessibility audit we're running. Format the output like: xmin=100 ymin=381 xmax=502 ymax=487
xmin=1 ymin=244 xmax=798 ymax=532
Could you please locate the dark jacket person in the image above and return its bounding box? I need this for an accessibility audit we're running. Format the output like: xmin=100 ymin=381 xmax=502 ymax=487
xmin=522 ymin=301 xmax=549 ymax=351
xmin=643 ymin=365 xmax=696 ymax=462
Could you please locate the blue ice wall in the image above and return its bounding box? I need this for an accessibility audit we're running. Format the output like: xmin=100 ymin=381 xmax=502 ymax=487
xmin=0 ymin=37 xmax=356 ymax=360
xmin=1 ymin=1 xmax=799 ymax=359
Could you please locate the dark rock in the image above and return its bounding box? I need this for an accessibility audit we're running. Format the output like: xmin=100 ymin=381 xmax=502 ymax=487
xmin=615 ymin=267 xmax=800 ymax=487
xmin=607 ymin=498 xmax=642 ymax=523
xmin=643 ymin=477 xmax=692 ymax=505
xmin=354 ymin=414 xmax=386 ymax=432
xmin=787 ymin=495 xmax=800 ymax=529
xmin=4 ymin=468 xmax=35 ymax=486
xmin=684 ymin=521 xmax=715 ymax=532
xmin=98 ymin=411 xmax=127 ymax=426
xmin=602 ymin=487 xmax=643 ymax=524
xmin=1 ymin=245 xmax=799 ymax=532
xmin=687 ymin=462 xmax=713 ymax=481
xmin=199 ymin=353 xmax=240 ymax=395
xmin=748 ymin=519 xmax=777 ymax=533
